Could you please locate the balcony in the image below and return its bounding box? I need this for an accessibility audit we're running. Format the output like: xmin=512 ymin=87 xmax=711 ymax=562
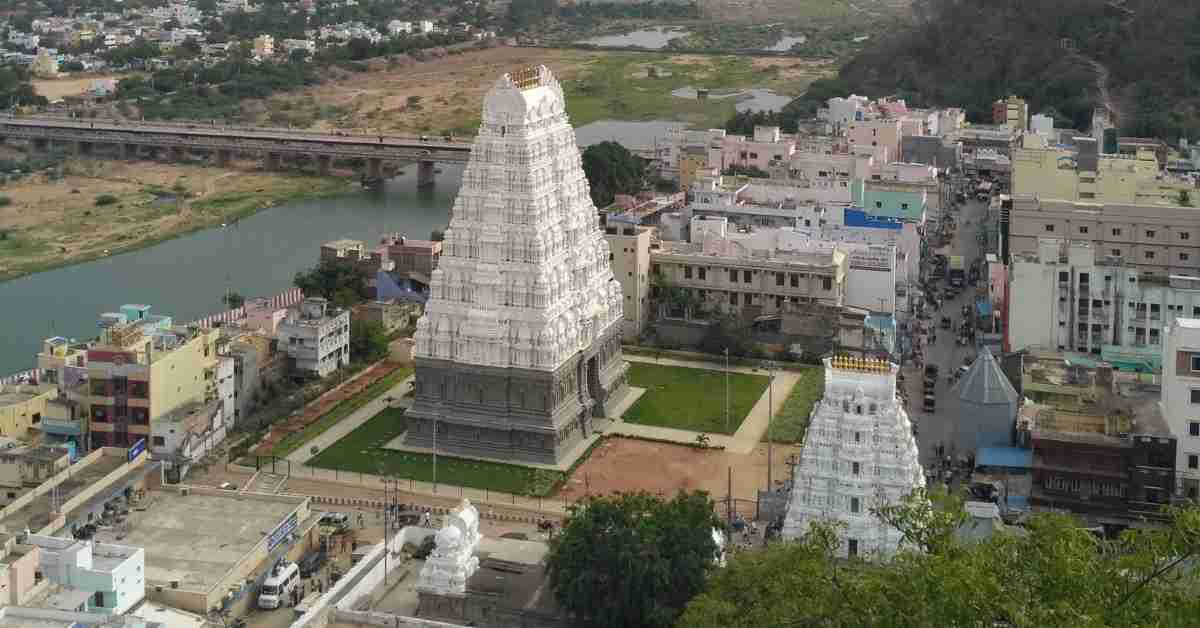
xmin=39 ymin=417 xmax=83 ymax=436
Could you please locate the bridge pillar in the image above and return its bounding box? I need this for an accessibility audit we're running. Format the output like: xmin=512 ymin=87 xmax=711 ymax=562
xmin=367 ymin=158 xmax=383 ymax=180
xmin=316 ymin=154 xmax=332 ymax=176
xmin=75 ymin=141 xmax=93 ymax=157
xmin=145 ymin=146 xmax=160 ymax=161
xmin=31 ymin=138 xmax=48 ymax=153
xmin=170 ymin=146 xmax=187 ymax=163
xmin=215 ymin=149 xmax=232 ymax=168
xmin=121 ymin=143 xmax=139 ymax=160
xmin=267 ymin=152 xmax=283 ymax=171
xmin=417 ymin=160 xmax=436 ymax=188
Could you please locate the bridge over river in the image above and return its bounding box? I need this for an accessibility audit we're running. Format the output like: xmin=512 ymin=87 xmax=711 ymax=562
xmin=0 ymin=115 xmax=473 ymax=186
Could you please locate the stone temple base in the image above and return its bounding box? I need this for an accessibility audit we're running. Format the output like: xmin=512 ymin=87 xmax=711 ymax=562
xmin=405 ymin=327 xmax=629 ymax=466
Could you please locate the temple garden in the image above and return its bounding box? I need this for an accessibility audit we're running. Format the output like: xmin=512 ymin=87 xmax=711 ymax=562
xmin=622 ymin=362 xmax=770 ymax=434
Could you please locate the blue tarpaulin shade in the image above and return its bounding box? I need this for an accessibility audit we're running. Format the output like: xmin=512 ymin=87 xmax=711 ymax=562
xmin=976 ymin=447 xmax=1032 ymax=469
xmin=976 ymin=300 xmax=993 ymax=318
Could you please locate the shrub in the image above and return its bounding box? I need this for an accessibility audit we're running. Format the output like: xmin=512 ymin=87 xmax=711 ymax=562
xmin=94 ymin=194 xmax=118 ymax=206
xmin=0 ymin=196 xmax=10 ymax=207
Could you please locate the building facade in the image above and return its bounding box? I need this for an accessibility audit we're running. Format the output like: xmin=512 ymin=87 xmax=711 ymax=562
xmin=26 ymin=534 xmax=145 ymax=615
xmin=602 ymin=218 xmax=652 ymax=342
xmin=408 ymin=66 xmax=629 ymax=465
xmin=277 ymin=297 xmax=350 ymax=378
xmin=782 ymin=357 xmax=924 ymax=558
xmin=1162 ymin=319 xmax=1200 ymax=500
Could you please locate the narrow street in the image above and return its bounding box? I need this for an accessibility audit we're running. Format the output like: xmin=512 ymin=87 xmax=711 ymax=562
xmin=903 ymin=194 xmax=992 ymax=478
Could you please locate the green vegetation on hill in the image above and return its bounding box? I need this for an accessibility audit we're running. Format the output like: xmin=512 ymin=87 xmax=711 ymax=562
xmin=812 ymin=0 xmax=1200 ymax=142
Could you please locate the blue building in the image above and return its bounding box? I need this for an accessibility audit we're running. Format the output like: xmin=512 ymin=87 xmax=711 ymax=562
xmin=957 ymin=348 xmax=1020 ymax=451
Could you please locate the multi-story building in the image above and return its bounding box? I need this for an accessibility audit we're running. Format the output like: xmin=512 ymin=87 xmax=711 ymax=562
xmin=151 ymin=399 xmax=223 ymax=481
xmin=782 ymin=356 xmax=924 ymax=558
xmin=30 ymin=49 xmax=58 ymax=78
xmin=1011 ymin=132 xmax=1182 ymax=204
xmin=222 ymin=331 xmax=286 ymax=424
xmin=277 ymin=298 xmax=350 ymax=378
xmin=850 ymin=179 xmax=928 ymax=223
xmin=1009 ymin=196 xmax=1200 ymax=278
xmin=1162 ymin=319 xmax=1200 ymax=501
xmin=0 ymin=440 xmax=69 ymax=504
xmin=846 ymin=118 xmax=902 ymax=163
xmin=252 ymin=34 xmax=274 ymax=58
xmin=993 ymin=95 xmax=1029 ymax=132
xmin=78 ymin=305 xmax=221 ymax=450
xmin=1008 ymin=239 xmax=1200 ymax=366
xmin=601 ymin=218 xmax=652 ymax=342
xmin=0 ymin=384 xmax=57 ymax=440
xmin=23 ymin=534 xmax=145 ymax=615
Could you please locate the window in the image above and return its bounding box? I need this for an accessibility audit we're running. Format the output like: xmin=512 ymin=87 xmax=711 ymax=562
xmin=1185 ymin=232 xmax=1193 ymax=240
xmin=901 ymin=203 xmax=909 ymax=210
xmin=152 ymin=436 xmax=165 ymax=446
xmin=875 ymin=201 xmax=883 ymax=209
xmin=1113 ymin=228 xmax=1123 ymax=236
xmin=1079 ymin=273 xmax=1089 ymax=283
xmin=1191 ymin=355 xmax=1200 ymax=372
xmin=1112 ymin=249 xmax=1122 ymax=257
xmin=652 ymin=263 xmax=661 ymax=275
xmin=1191 ymin=421 xmax=1200 ymax=436
xmin=852 ymin=462 xmax=861 ymax=475
xmin=1189 ymin=455 xmax=1199 ymax=470
xmin=776 ymin=272 xmax=784 ymax=286
xmin=1080 ymin=192 xmax=1096 ymax=199
xmin=698 ymin=267 xmax=706 ymax=281
xmin=729 ymin=291 xmax=737 ymax=305
xmin=1147 ymin=230 xmax=1157 ymax=238
xmin=743 ymin=293 xmax=753 ymax=305
xmin=1079 ymin=226 xmax=1089 ymax=234
xmin=1146 ymin=251 xmax=1156 ymax=260
xmin=1045 ymin=224 xmax=1055 ymax=232
xmin=743 ymin=270 xmax=752 ymax=283
xmin=790 ymin=273 xmax=799 ymax=288
xmin=848 ymin=539 xmax=859 ymax=558
xmin=1058 ymin=271 xmax=1069 ymax=282
xmin=850 ymin=497 xmax=860 ymax=513
xmin=684 ymin=266 xmax=692 ymax=279
xmin=855 ymin=430 xmax=862 ymax=442
xmin=729 ymin=269 xmax=738 ymax=283
xmin=91 ymin=407 xmax=108 ymax=423
xmin=1184 ymin=253 xmax=1192 ymax=262
xmin=823 ymin=277 xmax=833 ymax=291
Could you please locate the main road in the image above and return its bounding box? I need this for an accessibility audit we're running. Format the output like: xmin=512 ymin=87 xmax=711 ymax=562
xmin=0 ymin=114 xmax=473 ymax=183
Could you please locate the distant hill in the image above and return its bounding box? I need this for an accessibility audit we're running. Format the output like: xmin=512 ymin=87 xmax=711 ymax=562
xmin=805 ymin=0 xmax=1200 ymax=143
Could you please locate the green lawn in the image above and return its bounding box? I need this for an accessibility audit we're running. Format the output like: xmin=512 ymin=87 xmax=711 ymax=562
xmin=623 ymin=362 xmax=769 ymax=434
xmin=272 ymin=366 xmax=412 ymax=457
xmin=768 ymin=367 xmax=824 ymax=443
xmin=308 ymin=408 xmax=564 ymax=496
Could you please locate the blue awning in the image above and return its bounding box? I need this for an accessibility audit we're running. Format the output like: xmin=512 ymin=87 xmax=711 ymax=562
xmin=976 ymin=300 xmax=993 ymax=318
xmin=977 ymin=447 xmax=1032 ymax=469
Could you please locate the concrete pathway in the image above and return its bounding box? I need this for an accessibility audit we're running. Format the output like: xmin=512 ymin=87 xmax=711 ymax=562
xmin=610 ymin=355 xmax=804 ymax=454
xmin=285 ymin=375 xmax=415 ymax=465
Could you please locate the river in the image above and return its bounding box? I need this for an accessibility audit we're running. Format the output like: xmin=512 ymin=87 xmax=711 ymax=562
xmin=0 ymin=165 xmax=463 ymax=375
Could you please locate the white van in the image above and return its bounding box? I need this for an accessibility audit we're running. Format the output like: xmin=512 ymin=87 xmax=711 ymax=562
xmin=258 ymin=561 xmax=300 ymax=609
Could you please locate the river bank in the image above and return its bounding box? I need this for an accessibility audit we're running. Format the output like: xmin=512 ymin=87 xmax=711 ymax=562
xmin=0 ymin=157 xmax=350 ymax=283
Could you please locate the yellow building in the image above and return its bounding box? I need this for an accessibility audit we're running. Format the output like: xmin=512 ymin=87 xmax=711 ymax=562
xmin=80 ymin=308 xmax=219 ymax=450
xmin=253 ymin=34 xmax=275 ymax=59
xmin=678 ymin=151 xmax=709 ymax=194
xmin=0 ymin=385 xmax=57 ymax=440
xmin=29 ymin=49 xmax=58 ymax=78
xmin=1012 ymin=132 xmax=1184 ymax=205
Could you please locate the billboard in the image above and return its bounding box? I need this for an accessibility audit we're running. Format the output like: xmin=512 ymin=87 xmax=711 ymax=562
xmin=268 ymin=512 xmax=298 ymax=552
xmin=128 ymin=438 xmax=147 ymax=462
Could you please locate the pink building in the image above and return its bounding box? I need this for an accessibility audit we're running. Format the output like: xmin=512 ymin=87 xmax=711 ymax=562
xmin=719 ymin=126 xmax=796 ymax=172
xmin=242 ymin=298 xmax=288 ymax=335
xmin=847 ymin=119 xmax=902 ymax=164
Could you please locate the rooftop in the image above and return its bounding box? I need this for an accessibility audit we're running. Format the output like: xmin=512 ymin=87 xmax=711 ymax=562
xmin=0 ymin=444 xmax=71 ymax=463
xmin=0 ymin=453 xmax=128 ymax=534
xmin=91 ymin=489 xmax=304 ymax=594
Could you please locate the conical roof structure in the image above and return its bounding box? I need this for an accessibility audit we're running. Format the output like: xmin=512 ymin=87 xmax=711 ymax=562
xmin=958 ymin=347 xmax=1018 ymax=406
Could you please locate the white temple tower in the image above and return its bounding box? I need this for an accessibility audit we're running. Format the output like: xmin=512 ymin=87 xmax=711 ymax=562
xmin=407 ymin=66 xmax=630 ymax=465
xmin=781 ymin=356 xmax=925 ymax=559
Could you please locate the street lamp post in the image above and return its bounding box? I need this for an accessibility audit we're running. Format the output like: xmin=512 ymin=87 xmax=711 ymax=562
xmin=767 ymin=363 xmax=774 ymax=490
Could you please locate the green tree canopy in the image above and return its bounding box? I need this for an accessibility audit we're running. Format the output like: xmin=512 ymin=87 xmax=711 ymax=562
xmin=679 ymin=493 xmax=1200 ymax=628
xmin=349 ymin=319 xmax=389 ymax=363
xmin=293 ymin=258 xmax=369 ymax=308
xmin=581 ymin=141 xmax=645 ymax=208
xmin=547 ymin=491 xmax=721 ymax=628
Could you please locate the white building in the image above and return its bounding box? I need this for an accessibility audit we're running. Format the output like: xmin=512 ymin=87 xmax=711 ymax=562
xmin=1009 ymin=238 xmax=1200 ymax=369
xmin=280 ymin=38 xmax=316 ymax=55
xmin=278 ymin=298 xmax=350 ymax=378
xmin=782 ymin=356 xmax=924 ymax=558
xmin=418 ymin=20 xmax=435 ymax=33
xmin=25 ymin=534 xmax=145 ymax=615
xmin=1163 ymin=320 xmax=1200 ymax=501
xmin=387 ymin=20 xmax=413 ymax=35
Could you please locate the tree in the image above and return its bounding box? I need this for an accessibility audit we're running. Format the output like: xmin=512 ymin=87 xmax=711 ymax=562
xmin=293 ymin=258 xmax=369 ymax=307
xmin=678 ymin=499 xmax=1200 ymax=628
xmin=581 ymin=141 xmax=645 ymax=208
xmin=547 ymin=491 xmax=721 ymax=628
xmin=349 ymin=319 xmax=389 ymax=362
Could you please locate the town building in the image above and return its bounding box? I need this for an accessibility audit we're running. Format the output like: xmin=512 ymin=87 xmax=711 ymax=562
xmin=601 ymin=219 xmax=653 ymax=342
xmin=149 ymin=400 xmax=224 ymax=482
xmin=850 ymin=179 xmax=929 ymax=224
xmin=75 ymin=305 xmax=220 ymax=450
xmin=0 ymin=384 xmax=57 ymax=441
xmin=0 ymin=441 xmax=70 ymax=504
xmin=375 ymin=234 xmax=442 ymax=301
xmin=954 ymin=348 xmax=1019 ymax=451
xmin=29 ymin=49 xmax=58 ymax=78
xmin=22 ymin=534 xmax=144 ymax=615
xmin=1012 ymin=132 xmax=1187 ymax=205
xmin=993 ymin=95 xmax=1029 ymax=132
xmin=1009 ymin=239 xmax=1200 ymax=366
xmin=782 ymin=357 xmax=925 ymax=558
xmin=408 ymin=66 xmax=629 ymax=466
xmin=277 ymin=297 xmax=350 ymax=378
xmin=1008 ymin=196 xmax=1200 ymax=278
xmin=252 ymin=34 xmax=274 ymax=59
xmin=846 ymin=118 xmax=902 ymax=163
xmin=221 ymin=331 xmax=286 ymax=424
xmin=1161 ymin=319 xmax=1200 ymax=500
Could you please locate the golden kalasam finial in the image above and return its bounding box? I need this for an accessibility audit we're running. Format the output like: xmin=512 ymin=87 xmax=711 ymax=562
xmin=511 ymin=66 xmax=541 ymax=91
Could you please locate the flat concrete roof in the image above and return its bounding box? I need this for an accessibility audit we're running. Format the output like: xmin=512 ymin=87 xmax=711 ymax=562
xmin=0 ymin=391 xmax=39 ymax=405
xmin=92 ymin=490 xmax=300 ymax=594
xmin=0 ymin=454 xmax=127 ymax=534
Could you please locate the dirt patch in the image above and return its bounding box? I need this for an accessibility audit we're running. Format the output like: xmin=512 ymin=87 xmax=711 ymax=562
xmin=557 ymin=436 xmax=799 ymax=502
xmin=0 ymin=157 xmax=343 ymax=281
xmin=32 ymin=75 xmax=120 ymax=100
xmin=245 ymin=47 xmax=604 ymax=135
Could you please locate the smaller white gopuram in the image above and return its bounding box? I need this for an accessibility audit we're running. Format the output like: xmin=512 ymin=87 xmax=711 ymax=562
xmin=417 ymin=499 xmax=482 ymax=595
xmin=781 ymin=356 xmax=925 ymax=559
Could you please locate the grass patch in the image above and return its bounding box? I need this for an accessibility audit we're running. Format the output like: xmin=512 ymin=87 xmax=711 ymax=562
xmin=0 ymin=233 xmax=50 ymax=259
xmin=767 ymin=367 xmax=823 ymax=443
xmin=271 ymin=366 xmax=412 ymax=457
xmin=623 ymin=362 xmax=768 ymax=434
xmin=308 ymin=408 xmax=564 ymax=496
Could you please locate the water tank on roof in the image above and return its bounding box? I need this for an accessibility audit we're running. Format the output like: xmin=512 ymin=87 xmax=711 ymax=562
xmin=855 ymin=111 xmax=864 ymax=121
